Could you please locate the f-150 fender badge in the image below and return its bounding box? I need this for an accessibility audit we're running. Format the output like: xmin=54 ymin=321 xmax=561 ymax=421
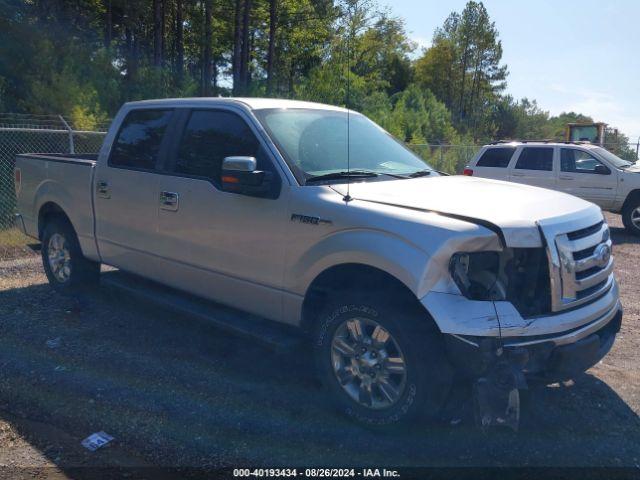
xmin=291 ymin=214 xmax=332 ymax=225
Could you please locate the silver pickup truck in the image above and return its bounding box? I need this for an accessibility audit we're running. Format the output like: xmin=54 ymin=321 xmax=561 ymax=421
xmin=14 ymin=98 xmax=622 ymax=427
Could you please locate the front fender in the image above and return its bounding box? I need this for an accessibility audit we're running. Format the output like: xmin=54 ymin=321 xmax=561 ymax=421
xmin=285 ymin=228 xmax=432 ymax=298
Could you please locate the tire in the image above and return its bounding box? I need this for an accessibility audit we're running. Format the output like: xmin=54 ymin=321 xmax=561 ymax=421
xmin=622 ymin=197 xmax=640 ymax=236
xmin=313 ymin=291 xmax=453 ymax=426
xmin=41 ymin=216 xmax=100 ymax=293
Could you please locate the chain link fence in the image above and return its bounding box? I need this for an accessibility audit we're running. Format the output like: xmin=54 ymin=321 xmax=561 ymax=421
xmin=409 ymin=144 xmax=481 ymax=174
xmin=0 ymin=114 xmax=107 ymax=229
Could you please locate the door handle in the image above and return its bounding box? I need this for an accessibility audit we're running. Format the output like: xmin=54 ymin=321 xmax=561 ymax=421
xmin=160 ymin=191 xmax=179 ymax=211
xmin=511 ymin=173 xmax=525 ymax=177
xmin=96 ymin=181 xmax=110 ymax=198
xmin=559 ymin=176 xmax=573 ymax=180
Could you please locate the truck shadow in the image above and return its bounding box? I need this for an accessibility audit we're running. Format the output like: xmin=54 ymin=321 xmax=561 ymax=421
xmin=0 ymin=281 xmax=638 ymax=474
xmin=609 ymin=225 xmax=640 ymax=246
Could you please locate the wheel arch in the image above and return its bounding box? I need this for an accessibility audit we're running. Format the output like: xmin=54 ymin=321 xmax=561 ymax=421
xmin=300 ymin=263 xmax=436 ymax=334
xmin=38 ymin=202 xmax=73 ymax=240
xmin=622 ymin=189 xmax=640 ymax=212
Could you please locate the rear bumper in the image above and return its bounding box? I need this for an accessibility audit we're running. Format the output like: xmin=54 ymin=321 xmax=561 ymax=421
xmin=444 ymin=306 xmax=622 ymax=383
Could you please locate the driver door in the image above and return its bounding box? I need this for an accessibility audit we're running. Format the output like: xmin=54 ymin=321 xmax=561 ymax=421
xmin=152 ymin=108 xmax=290 ymax=322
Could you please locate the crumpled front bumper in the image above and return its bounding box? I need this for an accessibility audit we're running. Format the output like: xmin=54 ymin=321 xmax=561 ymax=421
xmin=443 ymin=308 xmax=621 ymax=382
xmin=421 ymin=280 xmax=622 ymax=382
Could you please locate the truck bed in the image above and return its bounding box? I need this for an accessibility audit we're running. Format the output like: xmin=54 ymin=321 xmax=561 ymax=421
xmin=15 ymin=152 xmax=99 ymax=260
xmin=17 ymin=153 xmax=98 ymax=165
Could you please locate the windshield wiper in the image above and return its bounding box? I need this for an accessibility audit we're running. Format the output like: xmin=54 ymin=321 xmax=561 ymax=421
xmin=305 ymin=170 xmax=379 ymax=184
xmin=408 ymin=169 xmax=434 ymax=178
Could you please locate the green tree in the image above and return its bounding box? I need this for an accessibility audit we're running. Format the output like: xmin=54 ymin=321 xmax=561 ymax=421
xmin=414 ymin=1 xmax=507 ymax=140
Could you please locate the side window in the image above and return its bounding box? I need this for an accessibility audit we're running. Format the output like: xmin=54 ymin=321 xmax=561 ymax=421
xmin=174 ymin=110 xmax=265 ymax=183
xmin=561 ymin=149 xmax=610 ymax=174
xmin=110 ymin=109 xmax=173 ymax=170
xmin=515 ymin=147 xmax=554 ymax=171
xmin=476 ymin=147 xmax=516 ymax=168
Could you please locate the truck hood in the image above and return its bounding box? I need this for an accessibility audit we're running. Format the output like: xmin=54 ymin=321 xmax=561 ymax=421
xmin=331 ymin=175 xmax=602 ymax=247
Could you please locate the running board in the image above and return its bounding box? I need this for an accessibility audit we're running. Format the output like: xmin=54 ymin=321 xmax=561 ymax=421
xmin=100 ymin=270 xmax=304 ymax=351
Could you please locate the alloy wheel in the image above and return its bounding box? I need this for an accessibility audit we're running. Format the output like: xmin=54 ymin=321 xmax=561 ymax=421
xmin=47 ymin=233 xmax=71 ymax=283
xmin=331 ymin=317 xmax=407 ymax=410
xmin=632 ymin=207 xmax=640 ymax=229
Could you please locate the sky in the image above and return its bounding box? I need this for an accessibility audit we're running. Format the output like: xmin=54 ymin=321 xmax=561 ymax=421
xmin=384 ymin=0 xmax=640 ymax=140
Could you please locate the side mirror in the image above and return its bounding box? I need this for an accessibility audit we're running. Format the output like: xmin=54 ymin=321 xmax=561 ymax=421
xmin=221 ymin=156 xmax=277 ymax=198
xmin=594 ymin=164 xmax=610 ymax=175
xmin=222 ymin=156 xmax=257 ymax=172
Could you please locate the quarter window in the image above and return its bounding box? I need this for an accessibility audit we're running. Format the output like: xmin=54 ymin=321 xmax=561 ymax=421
xmin=561 ymin=149 xmax=609 ymax=174
xmin=174 ymin=110 xmax=263 ymax=182
xmin=476 ymin=147 xmax=516 ymax=168
xmin=110 ymin=109 xmax=173 ymax=170
xmin=515 ymin=147 xmax=554 ymax=171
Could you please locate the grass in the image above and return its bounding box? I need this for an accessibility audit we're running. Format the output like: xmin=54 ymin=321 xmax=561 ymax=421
xmin=0 ymin=227 xmax=36 ymax=260
xmin=0 ymin=227 xmax=30 ymax=248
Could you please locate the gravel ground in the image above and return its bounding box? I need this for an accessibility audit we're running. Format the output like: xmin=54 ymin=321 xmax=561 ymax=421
xmin=0 ymin=212 xmax=638 ymax=476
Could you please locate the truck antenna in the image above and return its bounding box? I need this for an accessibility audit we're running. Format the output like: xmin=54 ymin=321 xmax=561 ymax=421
xmin=343 ymin=13 xmax=352 ymax=203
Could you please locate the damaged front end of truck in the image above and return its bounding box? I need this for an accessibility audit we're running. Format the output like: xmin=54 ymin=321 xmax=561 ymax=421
xmin=421 ymin=209 xmax=622 ymax=431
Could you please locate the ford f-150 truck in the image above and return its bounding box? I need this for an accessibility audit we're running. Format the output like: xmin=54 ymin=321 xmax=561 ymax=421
xmin=14 ymin=98 xmax=622 ymax=427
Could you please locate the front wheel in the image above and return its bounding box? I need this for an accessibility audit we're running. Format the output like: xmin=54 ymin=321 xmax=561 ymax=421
xmin=41 ymin=217 xmax=100 ymax=293
xmin=622 ymin=198 xmax=640 ymax=236
xmin=313 ymin=292 xmax=452 ymax=426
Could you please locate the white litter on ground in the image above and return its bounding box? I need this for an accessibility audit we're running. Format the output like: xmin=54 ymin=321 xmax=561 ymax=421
xmin=81 ymin=431 xmax=114 ymax=451
xmin=45 ymin=337 xmax=61 ymax=348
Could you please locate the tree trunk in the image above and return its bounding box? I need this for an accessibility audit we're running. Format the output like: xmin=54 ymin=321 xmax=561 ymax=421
xmin=203 ymin=0 xmax=213 ymax=96
xmin=104 ymin=0 xmax=112 ymax=49
xmin=457 ymin=41 xmax=469 ymax=125
xmin=125 ymin=26 xmax=134 ymax=79
xmin=213 ymin=60 xmax=218 ymax=96
xmin=161 ymin=0 xmax=166 ymax=66
xmin=153 ymin=0 xmax=163 ymax=67
xmin=239 ymin=0 xmax=253 ymax=94
xmin=124 ymin=1 xmax=139 ymax=83
xmin=175 ymin=0 xmax=184 ymax=82
xmin=266 ymin=0 xmax=277 ymax=95
xmin=468 ymin=50 xmax=482 ymax=136
xmin=232 ymin=0 xmax=243 ymax=95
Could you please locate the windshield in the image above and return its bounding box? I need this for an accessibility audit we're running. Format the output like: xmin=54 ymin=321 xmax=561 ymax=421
xmin=254 ymin=108 xmax=435 ymax=183
xmin=593 ymin=147 xmax=634 ymax=168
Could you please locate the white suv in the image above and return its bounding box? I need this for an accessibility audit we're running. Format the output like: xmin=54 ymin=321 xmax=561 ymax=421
xmin=465 ymin=141 xmax=640 ymax=235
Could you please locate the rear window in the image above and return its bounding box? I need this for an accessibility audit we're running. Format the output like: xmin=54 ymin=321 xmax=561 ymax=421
xmin=515 ymin=147 xmax=554 ymax=171
xmin=110 ymin=109 xmax=174 ymax=170
xmin=476 ymin=147 xmax=515 ymax=168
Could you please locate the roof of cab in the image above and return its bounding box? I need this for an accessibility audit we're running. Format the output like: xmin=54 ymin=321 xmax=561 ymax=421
xmin=484 ymin=141 xmax=600 ymax=149
xmin=124 ymin=97 xmax=348 ymax=112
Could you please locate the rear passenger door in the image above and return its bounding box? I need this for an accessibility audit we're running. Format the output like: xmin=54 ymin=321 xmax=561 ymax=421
xmin=94 ymin=108 xmax=175 ymax=277
xmin=472 ymin=147 xmax=516 ymax=181
xmin=558 ymin=148 xmax=618 ymax=208
xmin=509 ymin=146 xmax=557 ymax=190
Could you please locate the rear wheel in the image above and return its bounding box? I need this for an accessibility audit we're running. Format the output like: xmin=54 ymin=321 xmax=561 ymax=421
xmin=313 ymin=292 xmax=452 ymax=426
xmin=41 ymin=217 xmax=100 ymax=293
xmin=622 ymin=198 xmax=640 ymax=236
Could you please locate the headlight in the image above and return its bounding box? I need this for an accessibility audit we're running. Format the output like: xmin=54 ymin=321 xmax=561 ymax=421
xmin=449 ymin=251 xmax=505 ymax=301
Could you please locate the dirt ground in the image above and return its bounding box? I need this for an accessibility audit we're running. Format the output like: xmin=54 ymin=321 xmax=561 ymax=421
xmin=0 ymin=212 xmax=638 ymax=477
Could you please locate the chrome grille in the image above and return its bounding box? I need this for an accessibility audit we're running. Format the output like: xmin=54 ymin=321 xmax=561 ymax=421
xmin=541 ymin=218 xmax=614 ymax=312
